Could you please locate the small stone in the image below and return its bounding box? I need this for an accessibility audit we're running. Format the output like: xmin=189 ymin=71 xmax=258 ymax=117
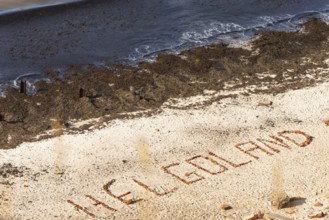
xmin=243 ymin=214 xmax=258 ymax=220
xmin=324 ymin=120 xmax=329 ymax=126
xmin=314 ymin=202 xmax=323 ymax=207
xmin=258 ymin=99 xmax=273 ymax=106
xmin=220 ymin=204 xmax=232 ymax=211
xmin=271 ymin=192 xmax=290 ymax=209
xmin=308 ymin=211 xmax=324 ymax=219
xmin=5 ymin=113 xmax=20 ymax=122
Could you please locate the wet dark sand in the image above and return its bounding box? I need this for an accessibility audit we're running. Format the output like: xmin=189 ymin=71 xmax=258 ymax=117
xmin=0 ymin=18 xmax=329 ymax=149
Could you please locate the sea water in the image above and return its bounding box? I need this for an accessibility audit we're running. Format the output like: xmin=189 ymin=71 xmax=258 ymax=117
xmin=0 ymin=0 xmax=328 ymax=89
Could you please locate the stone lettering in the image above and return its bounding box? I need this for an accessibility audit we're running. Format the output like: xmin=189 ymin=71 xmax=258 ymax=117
xmin=67 ymin=199 xmax=96 ymax=219
xmin=235 ymin=141 xmax=273 ymax=159
xmin=256 ymin=135 xmax=292 ymax=152
xmin=161 ymin=162 xmax=205 ymax=185
xmin=185 ymin=155 xmax=228 ymax=175
xmin=85 ymin=195 xmax=117 ymax=212
xmin=103 ymin=179 xmax=143 ymax=205
xmin=277 ymin=130 xmax=312 ymax=147
xmin=208 ymin=151 xmax=251 ymax=168
xmin=132 ymin=179 xmax=178 ymax=196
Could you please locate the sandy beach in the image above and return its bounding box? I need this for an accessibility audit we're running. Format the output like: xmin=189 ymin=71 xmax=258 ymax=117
xmin=1 ymin=18 xmax=329 ymax=219
xmin=1 ymin=75 xmax=329 ymax=219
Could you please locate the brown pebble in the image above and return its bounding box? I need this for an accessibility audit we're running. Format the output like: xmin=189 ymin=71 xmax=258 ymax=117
xmin=314 ymin=202 xmax=323 ymax=207
xmin=324 ymin=120 xmax=329 ymax=126
xmin=308 ymin=211 xmax=324 ymax=219
xmin=220 ymin=204 xmax=232 ymax=211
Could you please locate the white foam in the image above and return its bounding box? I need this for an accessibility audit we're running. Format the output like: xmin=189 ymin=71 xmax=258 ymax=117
xmin=319 ymin=11 xmax=329 ymax=23
xmin=181 ymin=21 xmax=244 ymax=43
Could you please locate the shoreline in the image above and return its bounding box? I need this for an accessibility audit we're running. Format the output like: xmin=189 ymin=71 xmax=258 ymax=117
xmin=1 ymin=18 xmax=329 ymax=149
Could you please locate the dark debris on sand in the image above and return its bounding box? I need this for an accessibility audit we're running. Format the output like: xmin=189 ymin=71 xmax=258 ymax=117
xmin=0 ymin=163 xmax=27 ymax=178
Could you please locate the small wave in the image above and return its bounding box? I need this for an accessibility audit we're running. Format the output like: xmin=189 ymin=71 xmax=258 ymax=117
xmin=135 ymin=45 xmax=153 ymax=56
xmin=181 ymin=22 xmax=245 ymax=43
xmin=128 ymin=43 xmax=180 ymax=64
xmin=258 ymin=14 xmax=292 ymax=27
xmin=318 ymin=10 xmax=329 ymax=23
xmin=286 ymin=11 xmax=321 ymax=25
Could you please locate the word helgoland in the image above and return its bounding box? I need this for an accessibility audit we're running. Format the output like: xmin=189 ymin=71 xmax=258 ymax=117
xmin=67 ymin=129 xmax=312 ymax=219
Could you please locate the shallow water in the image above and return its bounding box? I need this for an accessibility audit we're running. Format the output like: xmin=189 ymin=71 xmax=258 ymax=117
xmin=0 ymin=0 xmax=77 ymax=10
xmin=0 ymin=0 xmax=329 ymax=88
